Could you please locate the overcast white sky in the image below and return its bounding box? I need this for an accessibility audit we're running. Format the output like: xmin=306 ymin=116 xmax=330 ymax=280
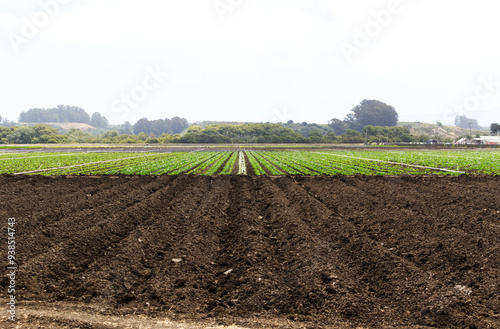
xmin=1 ymin=0 xmax=500 ymax=126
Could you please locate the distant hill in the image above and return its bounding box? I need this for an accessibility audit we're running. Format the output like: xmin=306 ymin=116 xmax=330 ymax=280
xmin=196 ymin=121 xmax=254 ymax=128
xmin=398 ymin=121 xmax=488 ymax=140
xmin=19 ymin=122 xmax=96 ymax=131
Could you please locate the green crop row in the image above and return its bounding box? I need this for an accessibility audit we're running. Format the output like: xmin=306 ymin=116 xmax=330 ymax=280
xmin=0 ymin=149 xmax=498 ymax=176
xmin=0 ymin=152 xmax=155 ymax=174
xmin=246 ymin=151 xmax=266 ymax=175
xmin=198 ymin=152 xmax=233 ymax=175
xmin=323 ymin=150 xmax=500 ymax=174
xmin=219 ymin=152 xmax=238 ymax=175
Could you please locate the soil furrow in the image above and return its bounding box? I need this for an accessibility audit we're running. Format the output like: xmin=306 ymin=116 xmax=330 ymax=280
xmin=295 ymin=176 xmax=500 ymax=327
xmin=211 ymin=175 xmax=283 ymax=315
xmin=13 ymin=177 xmax=170 ymax=262
xmin=270 ymin=177 xmax=442 ymax=325
xmin=82 ymin=176 xmax=231 ymax=312
xmin=15 ymin=176 xmax=189 ymax=299
xmin=0 ymin=175 xmax=498 ymax=329
xmin=141 ymin=176 xmax=231 ymax=312
xmin=0 ymin=175 xmax=111 ymax=214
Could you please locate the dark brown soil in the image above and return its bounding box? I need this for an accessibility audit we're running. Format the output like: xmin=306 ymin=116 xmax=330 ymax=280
xmin=1 ymin=175 xmax=499 ymax=328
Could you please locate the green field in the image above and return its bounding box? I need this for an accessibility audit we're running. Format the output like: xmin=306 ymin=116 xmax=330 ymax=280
xmin=1 ymin=147 xmax=499 ymax=176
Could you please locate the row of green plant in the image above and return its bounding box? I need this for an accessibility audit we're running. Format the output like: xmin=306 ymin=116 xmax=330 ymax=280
xmin=241 ymin=150 xmax=500 ymax=175
xmin=0 ymin=152 xmax=158 ymax=174
xmin=218 ymin=152 xmax=238 ymax=175
xmin=37 ymin=151 xmax=238 ymax=176
xmin=324 ymin=149 xmax=500 ymax=174
xmin=1 ymin=149 xmax=498 ymax=176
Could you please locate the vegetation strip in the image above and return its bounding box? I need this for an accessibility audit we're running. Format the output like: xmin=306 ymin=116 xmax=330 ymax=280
xmin=1 ymin=148 xmax=499 ymax=176
xmin=13 ymin=154 xmax=156 ymax=175
xmin=0 ymin=153 xmax=83 ymax=160
xmin=219 ymin=152 xmax=238 ymax=175
xmin=314 ymin=152 xmax=466 ymax=174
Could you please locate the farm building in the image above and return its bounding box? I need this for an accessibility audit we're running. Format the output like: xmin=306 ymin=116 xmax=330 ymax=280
xmin=472 ymin=136 xmax=500 ymax=145
xmin=456 ymin=137 xmax=471 ymax=145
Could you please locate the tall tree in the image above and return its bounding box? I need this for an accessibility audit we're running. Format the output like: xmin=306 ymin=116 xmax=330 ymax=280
xmin=117 ymin=121 xmax=133 ymax=135
xmin=90 ymin=112 xmax=109 ymax=129
xmin=133 ymin=118 xmax=152 ymax=135
xmin=151 ymin=119 xmax=173 ymax=137
xmin=491 ymin=123 xmax=500 ymax=136
xmin=171 ymin=116 xmax=188 ymax=134
xmin=347 ymin=100 xmax=398 ymax=131
xmin=455 ymin=115 xmax=479 ymax=129
xmin=328 ymin=118 xmax=347 ymax=135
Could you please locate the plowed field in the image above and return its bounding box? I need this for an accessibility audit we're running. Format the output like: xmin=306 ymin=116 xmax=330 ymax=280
xmin=1 ymin=175 xmax=499 ymax=328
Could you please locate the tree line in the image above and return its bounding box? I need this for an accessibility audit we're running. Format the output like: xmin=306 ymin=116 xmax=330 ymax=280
xmin=19 ymin=105 xmax=91 ymax=124
xmin=0 ymin=123 xmax=422 ymax=145
xmin=16 ymin=105 xmax=190 ymax=137
xmin=1 ymin=121 xmax=496 ymax=145
xmin=4 ymin=100 xmax=499 ymax=144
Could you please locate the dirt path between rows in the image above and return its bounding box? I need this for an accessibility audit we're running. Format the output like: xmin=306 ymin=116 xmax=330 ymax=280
xmin=1 ymin=300 xmax=252 ymax=329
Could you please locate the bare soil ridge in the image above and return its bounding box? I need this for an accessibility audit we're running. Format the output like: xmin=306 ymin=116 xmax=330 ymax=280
xmin=0 ymin=175 xmax=499 ymax=328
